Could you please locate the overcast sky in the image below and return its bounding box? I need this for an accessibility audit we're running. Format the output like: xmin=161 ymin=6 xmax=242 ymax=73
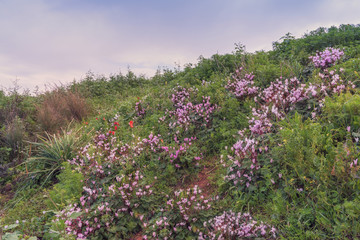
xmin=0 ymin=0 xmax=359 ymax=92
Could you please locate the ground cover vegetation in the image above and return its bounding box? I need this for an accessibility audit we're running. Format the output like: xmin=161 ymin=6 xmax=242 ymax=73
xmin=1 ymin=24 xmax=360 ymax=239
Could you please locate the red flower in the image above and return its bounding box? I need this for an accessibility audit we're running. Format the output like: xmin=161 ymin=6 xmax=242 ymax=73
xmin=129 ymin=120 xmax=134 ymax=128
xmin=114 ymin=126 xmax=118 ymax=130
xmin=112 ymin=131 xmax=115 ymax=135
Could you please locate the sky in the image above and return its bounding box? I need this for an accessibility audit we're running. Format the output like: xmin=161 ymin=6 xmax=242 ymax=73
xmin=0 ymin=0 xmax=359 ymax=92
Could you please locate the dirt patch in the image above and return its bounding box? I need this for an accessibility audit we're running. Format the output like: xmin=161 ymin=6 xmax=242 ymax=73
xmin=188 ymin=165 xmax=216 ymax=198
xmin=130 ymin=232 xmax=144 ymax=240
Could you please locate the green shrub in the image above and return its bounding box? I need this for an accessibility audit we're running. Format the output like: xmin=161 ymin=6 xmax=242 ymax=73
xmin=46 ymin=162 xmax=84 ymax=209
xmin=0 ymin=146 xmax=11 ymax=163
xmin=323 ymin=93 xmax=360 ymax=134
xmin=264 ymin=113 xmax=360 ymax=238
xmin=24 ymin=127 xmax=84 ymax=187
xmin=1 ymin=116 xmax=27 ymax=159
xmin=1 ymin=191 xmax=53 ymax=238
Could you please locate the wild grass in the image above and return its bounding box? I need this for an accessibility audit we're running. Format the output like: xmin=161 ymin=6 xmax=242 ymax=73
xmin=36 ymin=88 xmax=91 ymax=133
xmin=23 ymin=126 xmax=87 ymax=188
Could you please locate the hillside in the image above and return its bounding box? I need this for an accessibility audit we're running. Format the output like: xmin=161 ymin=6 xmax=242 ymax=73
xmin=1 ymin=24 xmax=360 ymax=239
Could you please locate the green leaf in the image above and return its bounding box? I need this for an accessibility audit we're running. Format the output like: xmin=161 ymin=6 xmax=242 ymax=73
xmin=126 ymin=220 xmax=138 ymax=231
xmin=3 ymin=232 xmax=21 ymax=240
xmin=70 ymin=211 xmax=82 ymax=219
xmin=4 ymin=224 xmax=19 ymax=230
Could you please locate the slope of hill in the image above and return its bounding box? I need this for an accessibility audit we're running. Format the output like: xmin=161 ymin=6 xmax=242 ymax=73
xmin=1 ymin=24 xmax=360 ymax=239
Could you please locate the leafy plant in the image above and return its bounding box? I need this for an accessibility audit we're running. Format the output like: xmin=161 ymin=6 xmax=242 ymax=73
xmin=1 ymin=116 xmax=27 ymax=160
xmin=46 ymin=162 xmax=84 ymax=209
xmin=36 ymin=88 xmax=92 ymax=132
xmin=24 ymin=127 xmax=85 ymax=187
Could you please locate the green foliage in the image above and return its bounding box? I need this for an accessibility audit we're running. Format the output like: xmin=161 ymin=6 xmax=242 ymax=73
xmin=2 ymin=231 xmax=38 ymax=240
xmin=323 ymin=93 xmax=360 ymax=133
xmin=24 ymin=127 xmax=85 ymax=187
xmin=70 ymin=70 xmax=148 ymax=100
xmin=179 ymin=53 xmax=242 ymax=85
xmin=1 ymin=191 xmax=54 ymax=238
xmin=211 ymin=96 xmax=252 ymax=153
xmin=263 ymin=113 xmax=360 ymax=238
xmin=336 ymin=58 xmax=360 ymax=86
xmin=0 ymin=146 xmax=12 ymax=163
xmin=46 ymin=162 xmax=84 ymax=209
xmin=1 ymin=117 xmax=27 ymax=159
xmin=2 ymin=23 xmax=360 ymax=239
xmin=272 ymin=24 xmax=360 ymax=60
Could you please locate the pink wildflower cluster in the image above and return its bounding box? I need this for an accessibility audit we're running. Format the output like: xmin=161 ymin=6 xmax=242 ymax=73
xmin=350 ymin=158 xmax=358 ymax=169
xmin=133 ymin=134 xmax=201 ymax=169
xmin=226 ymin=77 xmax=309 ymax=188
xmin=225 ymin=137 xmax=262 ymax=188
xmin=62 ymin=128 xmax=204 ymax=239
xmin=170 ymin=85 xmax=195 ymax=108
xmin=56 ymin=171 xmax=153 ymax=239
xmin=309 ymin=47 xmax=344 ymax=69
xmin=248 ymin=70 xmax=354 ymax=136
xmin=226 ymin=50 xmax=354 ymax=190
xmin=69 ymin=133 xmax=132 ymax=176
xmin=226 ymin=68 xmax=259 ymax=100
xmin=161 ymin=85 xmax=218 ymax=131
xmin=261 ymin=78 xmax=307 ymax=114
xmin=318 ymin=69 xmax=355 ymax=96
xmin=138 ymin=134 xmax=161 ymax=151
xmin=248 ymin=106 xmax=273 ymax=135
xmin=144 ymin=186 xmax=214 ymax=239
xmin=200 ymin=211 xmax=276 ymax=239
xmin=248 ymin=77 xmax=314 ymax=134
xmin=161 ymin=137 xmax=202 ymax=169
xmin=71 ymin=132 xmax=202 ymax=175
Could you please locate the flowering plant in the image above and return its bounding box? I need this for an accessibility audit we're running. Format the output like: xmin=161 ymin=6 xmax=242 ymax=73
xmin=225 ymin=48 xmax=355 ymax=192
xmin=160 ymin=85 xmax=218 ymax=135
xmin=309 ymin=47 xmax=344 ymax=69
xmin=143 ymin=186 xmax=215 ymax=239
xmin=200 ymin=211 xmax=277 ymax=239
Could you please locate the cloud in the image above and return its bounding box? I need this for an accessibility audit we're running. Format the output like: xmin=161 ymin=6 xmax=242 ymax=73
xmin=0 ymin=0 xmax=359 ymax=91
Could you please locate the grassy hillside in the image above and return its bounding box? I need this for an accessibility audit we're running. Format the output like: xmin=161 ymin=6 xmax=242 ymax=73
xmin=1 ymin=24 xmax=360 ymax=239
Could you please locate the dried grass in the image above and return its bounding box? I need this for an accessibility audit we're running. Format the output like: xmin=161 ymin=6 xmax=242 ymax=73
xmin=36 ymin=88 xmax=91 ymax=132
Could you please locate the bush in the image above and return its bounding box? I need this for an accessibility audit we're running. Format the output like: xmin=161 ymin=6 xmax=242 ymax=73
xmin=46 ymin=162 xmax=84 ymax=209
xmin=36 ymin=88 xmax=91 ymax=132
xmin=1 ymin=116 xmax=27 ymax=160
xmin=323 ymin=93 xmax=360 ymax=133
xmin=24 ymin=128 xmax=84 ymax=187
xmin=266 ymin=114 xmax=360 ymax=238
xmin=1 ymin=190 xmax=52 ymax=238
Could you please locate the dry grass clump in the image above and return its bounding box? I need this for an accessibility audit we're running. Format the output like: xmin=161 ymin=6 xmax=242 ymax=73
xmin=36 ymin=88 xmax=91 ymax=132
